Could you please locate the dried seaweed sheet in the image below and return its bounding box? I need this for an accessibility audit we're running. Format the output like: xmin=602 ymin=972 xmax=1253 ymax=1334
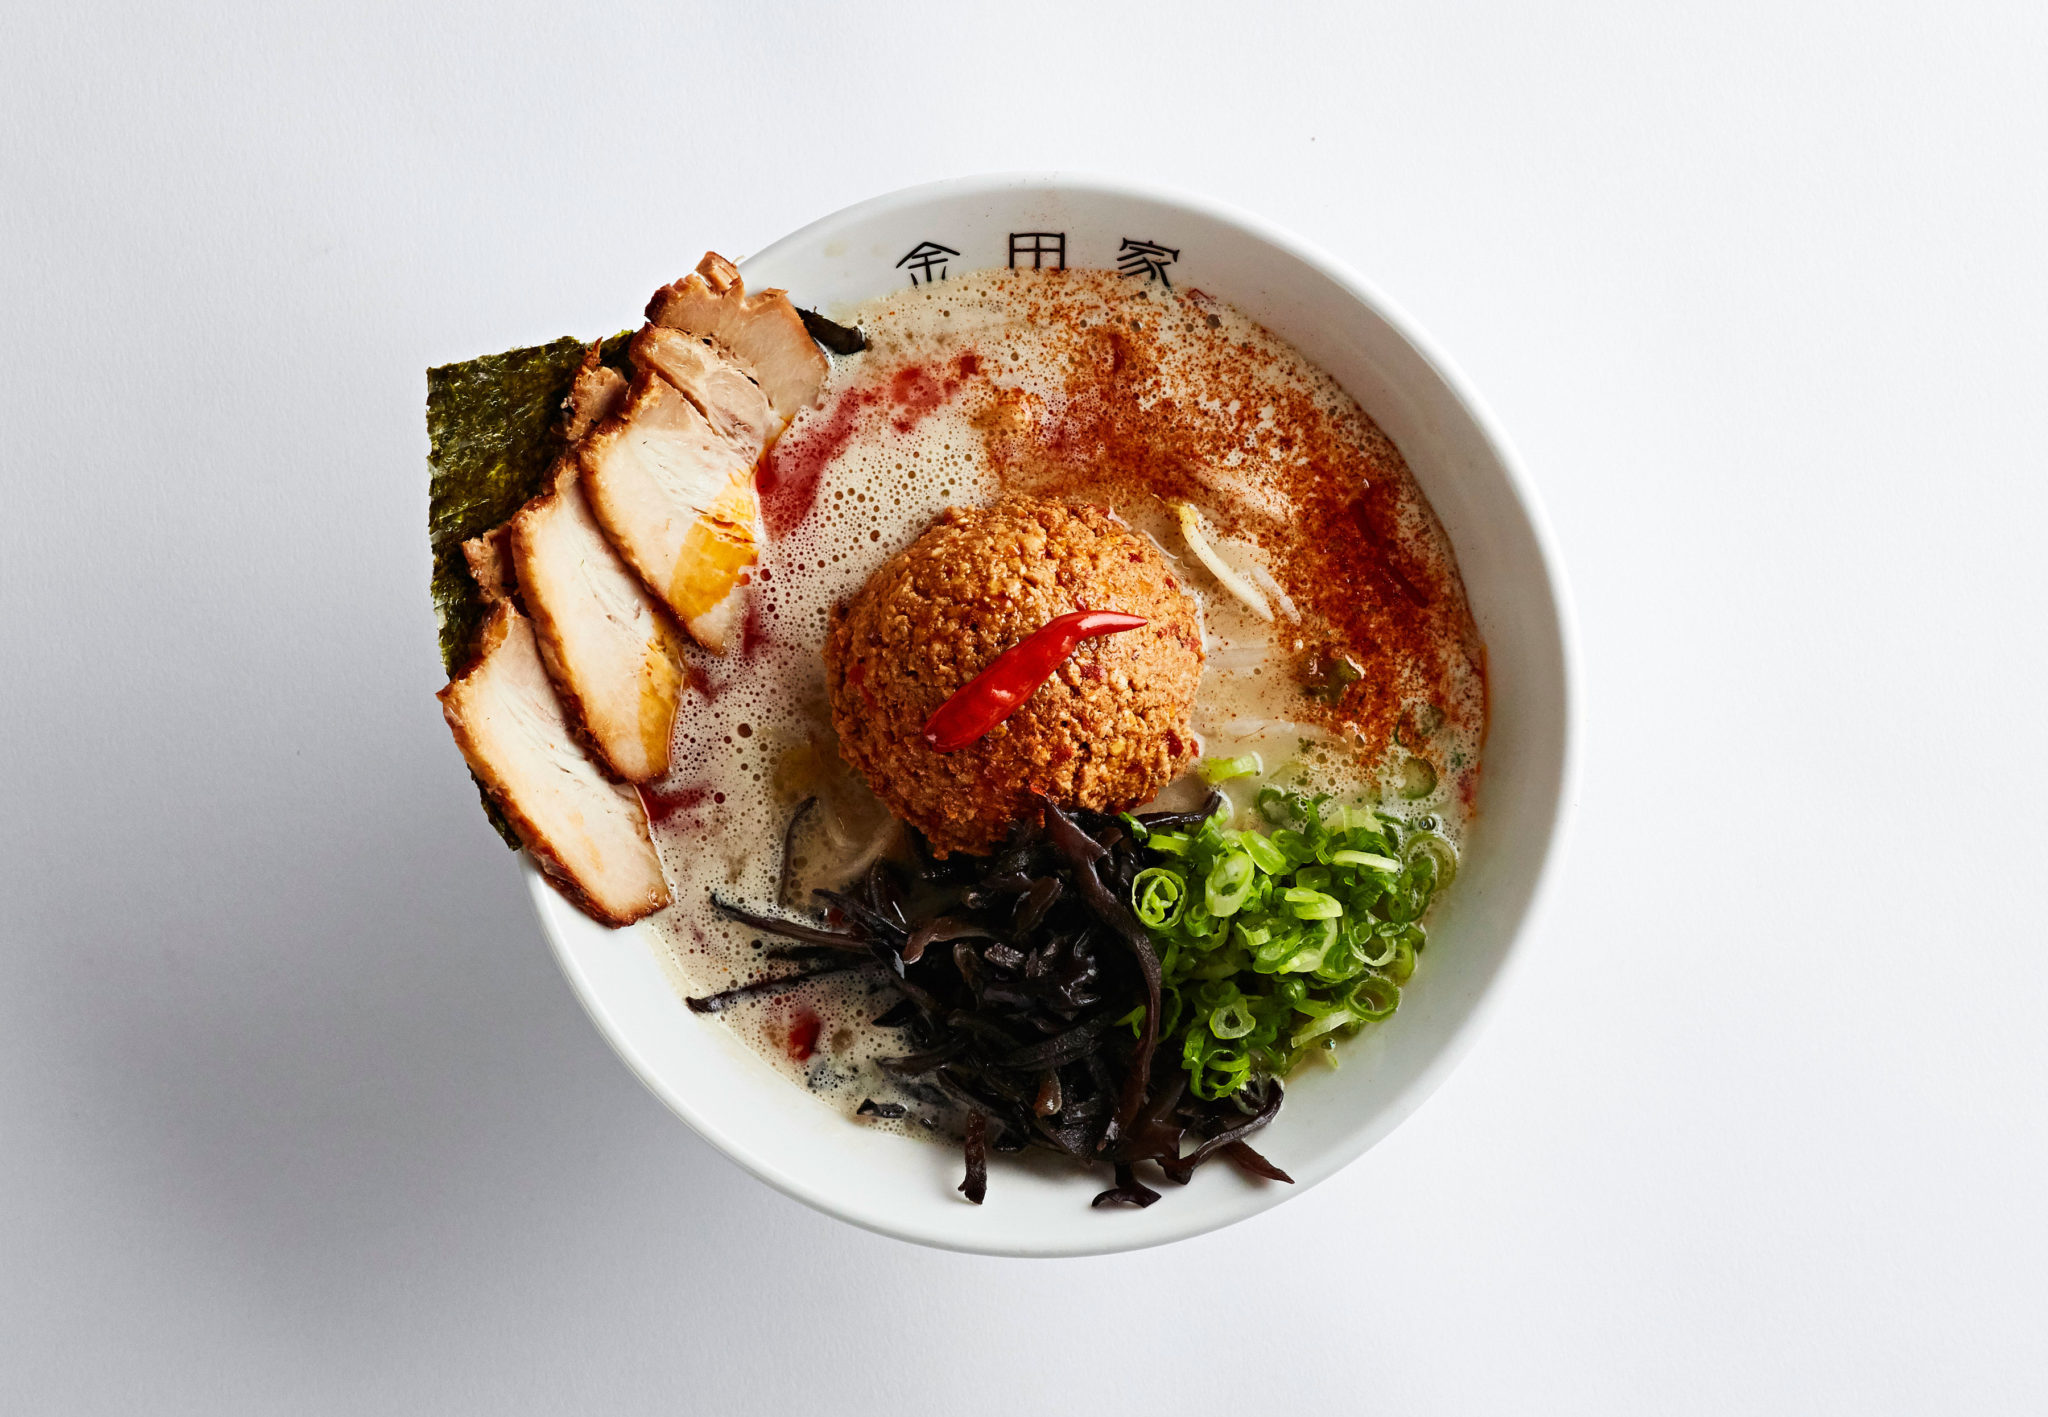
xmin=426 ymin=333 xmax=631 ymax=672
xmin=426 ymin=331 xmax=629 ymax=843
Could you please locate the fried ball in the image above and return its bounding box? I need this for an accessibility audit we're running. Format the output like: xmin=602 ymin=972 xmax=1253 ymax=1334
xmin=825 ymin=497 xmax=1203 ymax=854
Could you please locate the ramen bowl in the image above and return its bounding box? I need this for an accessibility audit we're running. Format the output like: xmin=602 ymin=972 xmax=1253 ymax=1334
xmin=526 ymin=172 xmax=1577 ymax=1256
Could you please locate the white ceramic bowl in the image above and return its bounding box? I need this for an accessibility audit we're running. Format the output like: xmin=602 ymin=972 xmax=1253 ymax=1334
xmin=525 ymin=173 xmax=1577 ymax=1257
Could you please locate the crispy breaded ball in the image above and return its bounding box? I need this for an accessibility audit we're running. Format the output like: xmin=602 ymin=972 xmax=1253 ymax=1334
xmin=824 ymin=497 xmax=1204 ymax=855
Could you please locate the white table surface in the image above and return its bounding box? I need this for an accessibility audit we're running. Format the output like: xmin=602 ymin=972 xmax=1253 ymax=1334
xmin=4 ymin=3 xmax=2044 ymax=1411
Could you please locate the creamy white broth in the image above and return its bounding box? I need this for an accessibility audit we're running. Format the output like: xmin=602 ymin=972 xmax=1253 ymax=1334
xmin=642 ymin=268 xmax=1483 ymax=1126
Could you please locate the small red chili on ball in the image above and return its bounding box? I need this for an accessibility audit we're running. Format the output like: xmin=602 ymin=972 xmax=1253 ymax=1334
xmin=921 ymin=610 xmax=1148 ymax=753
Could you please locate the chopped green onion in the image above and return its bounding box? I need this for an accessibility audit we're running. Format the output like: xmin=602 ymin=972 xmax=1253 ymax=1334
xmin=1357 ymin=933 xmax=1398 ymax=968
xmin=1282 ymin=887 xmax=1343 ymax=920
xmin=1201 ymin=753 xmax=1263 ymax=784
xmin=1117 ymin=811 xmax=1149 ymax=844
xmin=1289 ymin=1010 xmax=1352 ymax=1048
xmin=1303 ymin=649 xmax=1364 ymax=706
xmin=1348 ymin=974 xmax=1400 ymax=1020
xmin=1278 ymin=918 xmax=1340 ymax=973
xmin=1204 ymin=850 xmax=1257 ymax=917
xmin=1397 ymin=702 xmax=1445 ymax=749
xmin=1402 ymin=830 xmax=1458 ymax=890
xmin=1330 ymin=849 xmax=1401 ymax=872
xmin=1381 ymin=929 xmax=1419 ymax=985
xmin=1134 ymin=770 xmax=1453 ymax=1098
xmin=1132 ymin=866 xmax=1187 ymax=928
xmin=1257 ymin=785 xmax=1302 ymax=825
xmin=1397 ymin=755 xmax=1438 ymax=800
xmin=1208 ymin=998 xmax=1255 ymax=1039
xmin=1147 ymin=831 xmax=1193 ymax=856
xmin=1239 ymin=831 xmax=1289 ymax=875
xmin=1182 ymin=1030 xmax=1253 ymax=1100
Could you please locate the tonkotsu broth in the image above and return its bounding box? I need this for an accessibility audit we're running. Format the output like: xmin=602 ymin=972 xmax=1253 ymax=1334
xmin=644 ymin=268 xmax=1484 ymax=1130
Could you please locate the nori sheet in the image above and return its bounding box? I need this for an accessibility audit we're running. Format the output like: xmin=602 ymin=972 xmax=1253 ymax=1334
xmin=426 ymin=330 xmax=630 ymax=845
xmin=427 ymin=332 xmax=631 ymax=672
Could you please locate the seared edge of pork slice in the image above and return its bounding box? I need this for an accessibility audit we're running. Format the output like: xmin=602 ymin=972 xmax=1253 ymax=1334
xmin=510 ymin=462 xmax=689 ymax=783
xmin=564 ymin=344 xmax=629 ymax=442
xmin=577 ymin=370 xmax=759 ymax=654
xmin=462 ymin=524 xmax=518 ymax=605
xmin=439 ymin=602 xmax=670 ymax=926
xmin=644 ymin=252 xmax=827 ymax=431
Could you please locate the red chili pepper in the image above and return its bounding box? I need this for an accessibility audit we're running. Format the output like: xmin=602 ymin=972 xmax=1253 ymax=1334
xmin=922 ymin=610 xmax=1148 ymax=753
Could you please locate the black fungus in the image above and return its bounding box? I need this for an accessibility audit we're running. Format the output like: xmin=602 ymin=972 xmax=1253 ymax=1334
xmin=1160 ymin=1079 xmax=1285 ymax=1184
xmin=1221 ymin=1141 xmax=1293 ymax=1183
xmin=1039 ymin=798 xmax=1161 ymax=1142
xmin=1135 ymin=790 xmax=1225 ymax=834
xmin=709 ymin=894 xmax=868 ymax=949
xmin=708 ymin=799 xmax=1296 ymax=1208
xmin=958 ymin=1112 xmax=988 ymax=1204
xmin=1091 ymin=1163 xmax=1161 ymax=1209
xmin=1034 ymin=1073 xmax=1063 ymax=1116
xmin=871 ymin=997 xmax=921 ymax=1029
xmin=799 ymin=308 xmax=868 ymax=355
xmin=684 ymin=959 xmax=864 ymax=1014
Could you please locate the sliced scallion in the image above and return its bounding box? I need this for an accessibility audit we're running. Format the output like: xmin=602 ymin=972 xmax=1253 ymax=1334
xmin=1132 ymin=866 xmax=1187 ymax=929
xmin=1329 ymin=849 xmax=1401 ymax=872
xmin=1128 ymin=779 xmax=1452 ymax=1098
xmin=1147 ymin=831 xmax=1193 ymax=857
xmin=1281 ymin=887 xmax=1343 ymax=920
xmin=1397 ymin=755 xmax=1438 ymax=800
xmin=1204 ymin=850 xmax=1258 ymax=916
xmin=1208 ymin=999 xmax=1256 ymax=1039
xmin=1201 ymin=753 xmax=1263 ymax=784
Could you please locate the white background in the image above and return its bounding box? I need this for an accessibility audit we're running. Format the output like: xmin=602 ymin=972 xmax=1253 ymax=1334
xmin=3 ymin=2 xmax=2044 ymax=1411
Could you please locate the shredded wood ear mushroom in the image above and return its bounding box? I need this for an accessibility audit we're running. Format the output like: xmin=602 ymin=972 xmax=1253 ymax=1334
xmin=694 ymin=797 xmax=1294 ymax=1207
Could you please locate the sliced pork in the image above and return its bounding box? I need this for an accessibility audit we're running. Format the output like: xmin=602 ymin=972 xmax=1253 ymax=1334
xmin=564 ymin=345 xmax=629 ymax=441
xmin=630 ymin=325 xmax=774 ymax=455
xmin=510 ymin=463 xmax=689 ymax=783
xmin=439 ymin=602 xmax=670 ymax=925
xmin=577 ymin=371 xmax=759 ymax=653
xmin=645 ymin=252 xmax=828 ymax=432
xmin=462 ymin=524 xmax=516 ymax=603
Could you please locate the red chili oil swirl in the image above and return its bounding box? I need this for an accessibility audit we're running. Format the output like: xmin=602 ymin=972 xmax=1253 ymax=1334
xmin=758 ymin=389 xmax=873 ymax=537
xmin=758 ymin=351 xmax=983 ymax=537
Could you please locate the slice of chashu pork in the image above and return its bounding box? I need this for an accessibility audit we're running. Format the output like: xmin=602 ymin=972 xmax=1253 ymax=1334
xmin=578 ymin=370 xmax=762 ymax=653
xmin=509 ymin=460 xmax=690 ymax=783
xmin=578 ymin=254 xmax=827 ymax=651
xmin=469 ymin=346 xmax=690 ymax=784
xmin=439 ymin=600 xmax=671 ymax=926
xmin=578 ymin=259 xmax=826 ymax=652
xmin=645 ymin=252 xmax=828 ymax=435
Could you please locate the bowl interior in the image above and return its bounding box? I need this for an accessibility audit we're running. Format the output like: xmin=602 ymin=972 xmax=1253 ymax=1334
xmin=528 ymin=173 xmax=1574 ymax=1256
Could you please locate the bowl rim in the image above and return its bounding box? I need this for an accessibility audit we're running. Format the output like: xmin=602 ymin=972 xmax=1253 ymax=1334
xmin=524 ymin=169 xmax=1581 ymax=1255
